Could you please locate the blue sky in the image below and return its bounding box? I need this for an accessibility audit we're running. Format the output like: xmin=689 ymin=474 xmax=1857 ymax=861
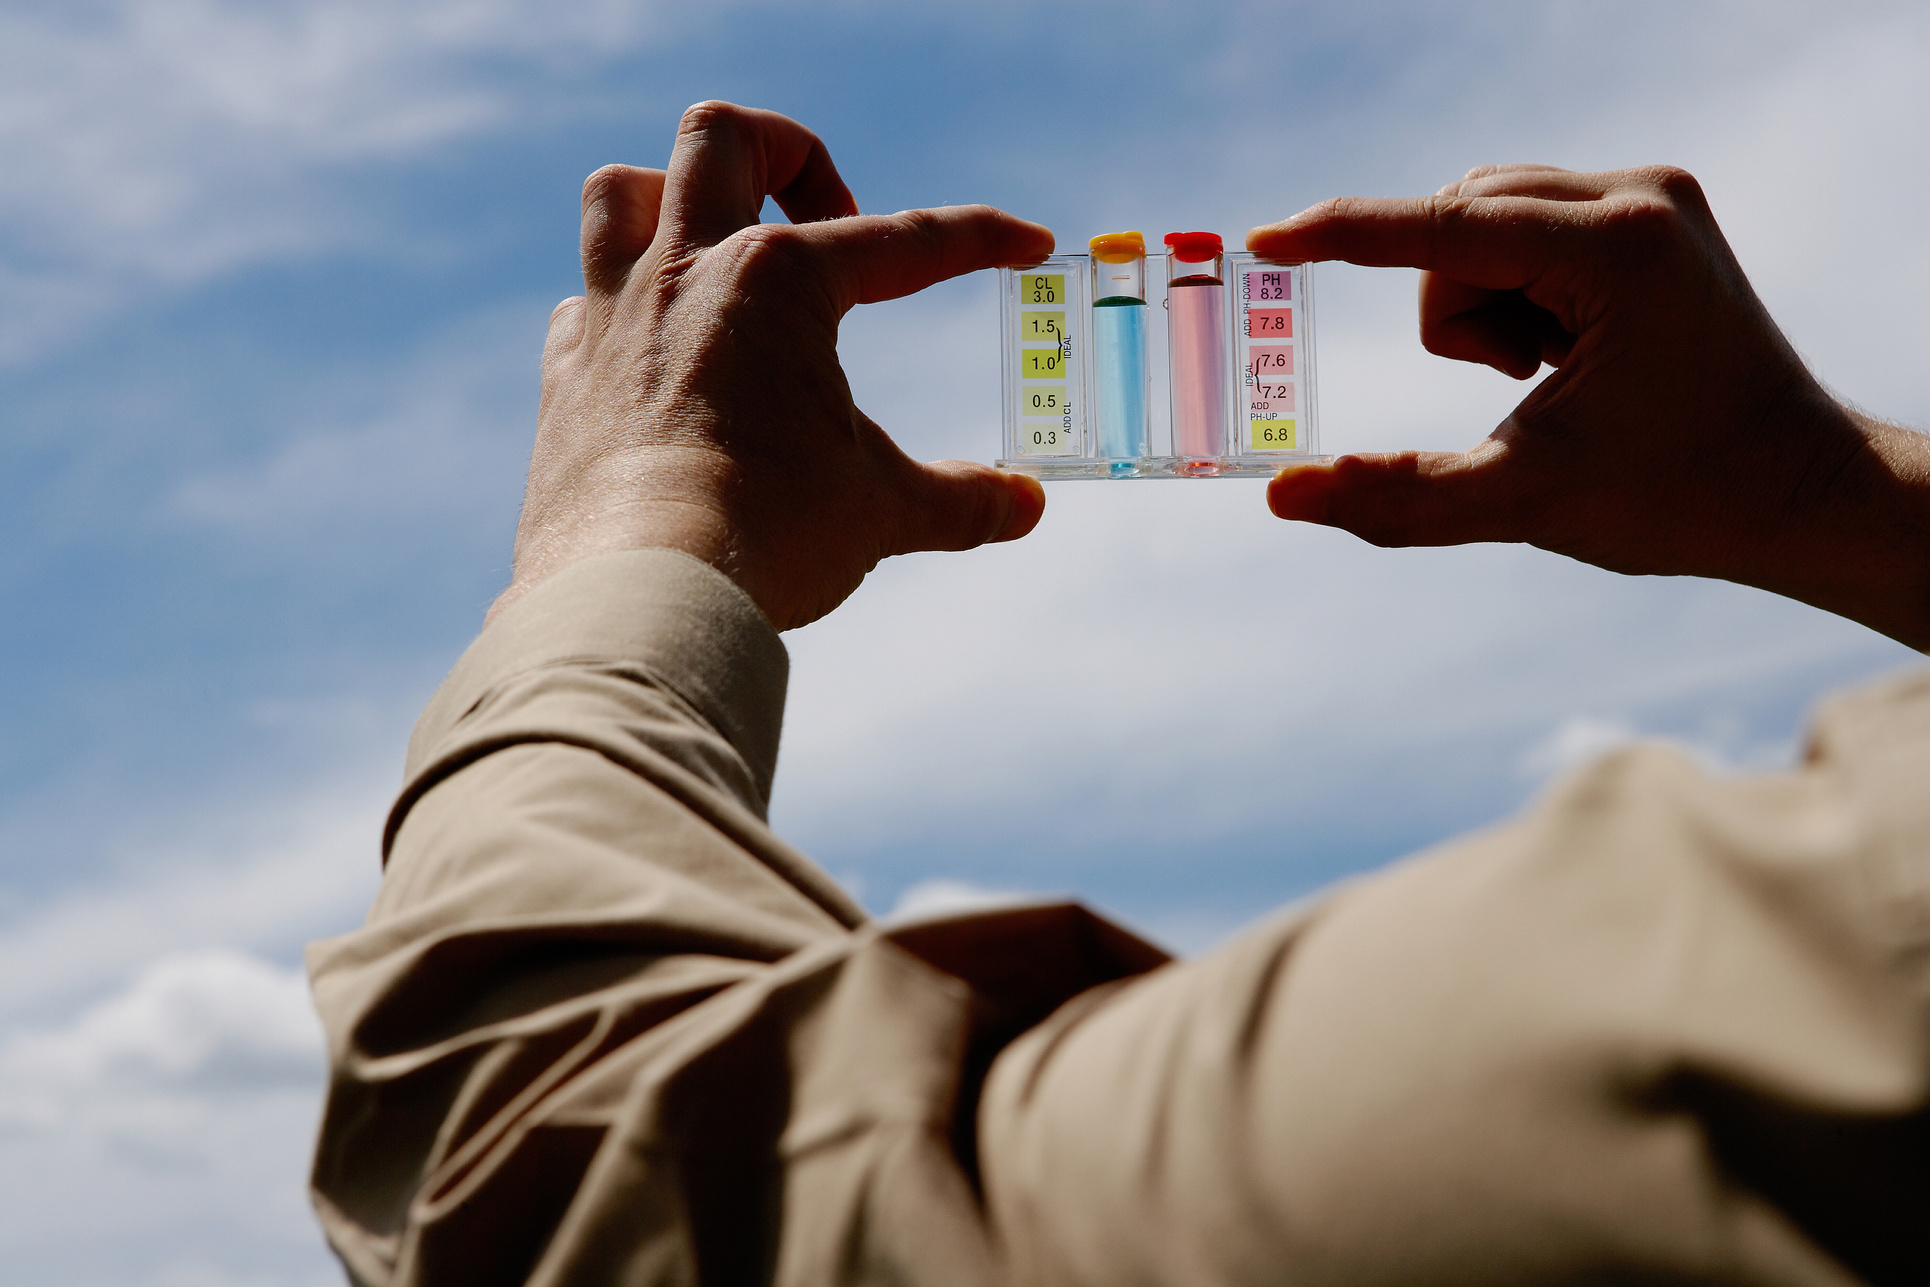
xmin=1 ymin=2 xmax=1926 ymax=1283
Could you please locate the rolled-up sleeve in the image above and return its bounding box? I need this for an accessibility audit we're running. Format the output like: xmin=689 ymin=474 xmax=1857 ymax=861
xmin=306 ymin=549 xmax=1165 ymax=1287
xmin=312 ymin=545 xmax=1930 ymax=1287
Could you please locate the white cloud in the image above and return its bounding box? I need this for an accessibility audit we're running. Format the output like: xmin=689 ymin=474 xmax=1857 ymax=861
xmin=884 ymin=877 xmax=1037 ymax=924
xmin=0 ymin=0 xmax=683 ymax=364
xmin=165 ymin=302 xmax=537 ymax=543
xmin=3 ymin=5 xmax=1926 ymax=1280
xmin=0 ymin=768 xmax=384 ymax=1285
xmin=778 ymin=6 xmax=1929 ymax=869
xmin=0 ymin=951 xmax=335 ymax=1287
xmin=0 ymin=775 xmax=385 ymax=1025
xmin=1561 ymin=8 xmax=1930 ymax=425
xmin=1 ymin=950 xmax=322 ymax=1118
xmin=881 ymin=878 xmax=1251 ymax=958
xmin=1188 ymin=4 xmax=1930 ymax=435
xmin=1518 ymin=711 xmax=1802 ymax=784
xmin=1517 ymin=715 xmax=1640 ymax=781
xmin=784 ymin=247 xmax=1915 ymax=859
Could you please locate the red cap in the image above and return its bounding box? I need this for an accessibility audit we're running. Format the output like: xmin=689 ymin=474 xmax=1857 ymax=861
xmin=1163 ymin=231 xmax=1222 ymax=263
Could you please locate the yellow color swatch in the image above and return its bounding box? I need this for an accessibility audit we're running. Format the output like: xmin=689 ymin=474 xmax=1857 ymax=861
xmin=1250 ymin=418 xmax=1297 ymax=450
xmin=1018 ymin=274 xmax=1065 ymax=305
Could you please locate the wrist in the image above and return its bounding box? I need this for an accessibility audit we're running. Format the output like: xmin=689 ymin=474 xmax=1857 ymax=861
xmin=1751 ymin=398 xmax=1930 ymax=651
xmin=488 ymin=447 xmax=743 ymax=627
xmin=1841 ymin=411 xmax=1930 ymax=650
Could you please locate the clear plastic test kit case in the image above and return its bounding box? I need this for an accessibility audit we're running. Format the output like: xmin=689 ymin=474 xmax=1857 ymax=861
xmin=997 ymin=231 xmax=1323 ymax=479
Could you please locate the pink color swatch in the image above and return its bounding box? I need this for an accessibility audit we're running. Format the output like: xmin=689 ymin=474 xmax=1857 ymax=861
xmin=1248 ymin=382 xmax=1296 ymax=415
xmin=1247 ymin=344 xmax=1293 ymax=376
xmin=1245 ymin=270 xmax=1291 ymax=302
xmin=1247 ymin=308 xmax=1293 ymax=338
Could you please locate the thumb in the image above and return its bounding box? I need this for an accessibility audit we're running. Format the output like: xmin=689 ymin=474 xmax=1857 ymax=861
xmin=1267 ymin=438 xmax=1541 ymax=547
xmin=889 ymin=461 xmax=1046 ymax=554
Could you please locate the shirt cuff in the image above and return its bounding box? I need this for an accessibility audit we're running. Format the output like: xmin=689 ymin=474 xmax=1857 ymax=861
xmin=405 ymin=548 xmax=789 ymax=799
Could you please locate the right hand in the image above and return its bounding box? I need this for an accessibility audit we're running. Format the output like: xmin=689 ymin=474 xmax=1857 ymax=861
xmin=1248 ymin=164 xmax=1930 ymax=650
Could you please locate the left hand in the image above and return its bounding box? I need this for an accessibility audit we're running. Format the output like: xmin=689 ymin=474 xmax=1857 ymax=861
xmin=494 ymin=102 xmax=1053 ymax=631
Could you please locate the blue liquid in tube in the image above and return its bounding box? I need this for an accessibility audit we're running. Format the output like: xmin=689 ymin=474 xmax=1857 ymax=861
xmin=1094 ymin=300 xmax=1147 ymax=464
xmin=1089 ymin=232 xmax=1149 ymax=476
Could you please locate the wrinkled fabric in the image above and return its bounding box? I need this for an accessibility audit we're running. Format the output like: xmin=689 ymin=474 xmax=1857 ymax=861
xmin=310 ymin=548 xmax=1930 ymax=1286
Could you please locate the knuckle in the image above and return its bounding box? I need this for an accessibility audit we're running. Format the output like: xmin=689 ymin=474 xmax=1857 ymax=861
xmin=679 ymin=99 xmax=746 ymax=136
xmin=1640 ymin=164 xmax=1704 ymax=203
xmin=1598 ymin=190 xmax=1687 ymax=248
xmin=1419 ymin=193 xmax=1473 ymax=248
xmin=1600 ymin=166 xmax=1711 ymax=240
xmin=892 ymin=206 xmax=948 ymax=250
xmin=941 ymin=202 xmax=999 ymax=236
xmin=581 ymin=163 xmax=630 ymax=206
xmin=721 ymin=221 xmax=813 ymax=282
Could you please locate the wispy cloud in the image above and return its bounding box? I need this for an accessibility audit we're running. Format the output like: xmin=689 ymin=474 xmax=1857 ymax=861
xmin=0 ymin=0 xmax=686 ymax=364
xmin=884 ymin=877 xmax=1039 ymax=924
xmin=0 ymin=775 xmax=384 ymax=1024
xmin=783 ymin=256 xmax=1914 ymax=862
xmin=0 ymin=951 xmax=335 ymax=1287
xmin=1517 ymin=711 xmax=1801 ymax=784
xmin=164 ymin=303 xmax=537 ymax=545
xmin=2 ymin=948 xmax=321 ymax=1109
xmin=0 ymin=776 xmax=383 ymax=1284
xmin=3 ymin=5 xmax=1926 ymax=1282
xmin=1516 ymin=716 xmax=1640 ymax=781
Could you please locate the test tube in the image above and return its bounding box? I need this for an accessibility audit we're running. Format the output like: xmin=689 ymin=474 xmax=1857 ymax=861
xmin=1164 ymin=231 xmax=1229 ymax=472
xmin=1089 ymin=231 xmax=1148 ymax=475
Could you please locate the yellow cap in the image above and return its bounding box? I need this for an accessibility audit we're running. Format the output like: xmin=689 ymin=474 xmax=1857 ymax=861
xmin=1088 ymin=231 xmax=1146 ymax=262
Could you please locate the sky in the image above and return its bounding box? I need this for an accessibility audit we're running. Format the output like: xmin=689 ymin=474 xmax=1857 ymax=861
xmin=0 ymin=1 xmax=1925 ymax=1282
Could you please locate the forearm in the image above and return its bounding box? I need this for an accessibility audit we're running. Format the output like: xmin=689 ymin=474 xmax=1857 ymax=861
xmin=308 ymin=549 xmax=864 ymax=1280
xmin=305 ymin=552 xmax=1165 ymax=1287
xmin=1754 ymin=399 xmax=1930 ymax=652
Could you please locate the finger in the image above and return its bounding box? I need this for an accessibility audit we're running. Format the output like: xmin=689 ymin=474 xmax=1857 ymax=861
xmin=1442 ymin=167 xmax=1613 ymax=203
xmin=765 ymin=205 xmax=1054 ymax=313
xmin=1420 ymin=274 xmax=1573 ymax=378
xmin=1421 ymin=278 xmax=1543 ymax=378
xmin=1457 ymin=163 xmax=1571 ymax=182
xmin=580 ymin=166 xmax=666 ymax=298
xmin=888 ymin=460 xmax=1046 ymax=554
xmin=660 ymin=102 xmax=857 ymax=249
xmin=1438 ymin=163 xmax=1568 ymax=197
xmin=1266 ymin=439 xmax=1544 ymax=547
xmin=1246 ymin=194 xmax=1586 ymax=287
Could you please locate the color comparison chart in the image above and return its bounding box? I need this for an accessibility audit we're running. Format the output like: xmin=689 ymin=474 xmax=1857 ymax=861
xmin=997 ymin=231 xmax=1322 ymax=479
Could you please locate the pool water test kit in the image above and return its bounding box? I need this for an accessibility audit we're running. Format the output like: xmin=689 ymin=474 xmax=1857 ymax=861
xmin=998 ymin=231 xmax=1323 ymax=479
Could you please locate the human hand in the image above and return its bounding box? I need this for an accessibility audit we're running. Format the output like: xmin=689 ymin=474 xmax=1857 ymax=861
xmin=493 ymin=102 xmax=1052 ymax=631
xmin=1249 ymin=165 xmax=1930 ymax=649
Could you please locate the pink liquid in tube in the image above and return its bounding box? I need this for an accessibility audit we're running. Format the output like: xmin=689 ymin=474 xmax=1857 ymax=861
xmin=1164 ymin=232 xmax=1228 ymax=469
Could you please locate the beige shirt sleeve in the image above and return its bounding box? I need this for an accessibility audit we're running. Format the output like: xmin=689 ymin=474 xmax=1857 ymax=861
xmin=305 ymin=549 xmax=1166 ymax=1287
xmin=979 ymin=670 xmax=1930 ymax=1287
xmin=311 ymin=546 xmax=1930 ymax=1286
